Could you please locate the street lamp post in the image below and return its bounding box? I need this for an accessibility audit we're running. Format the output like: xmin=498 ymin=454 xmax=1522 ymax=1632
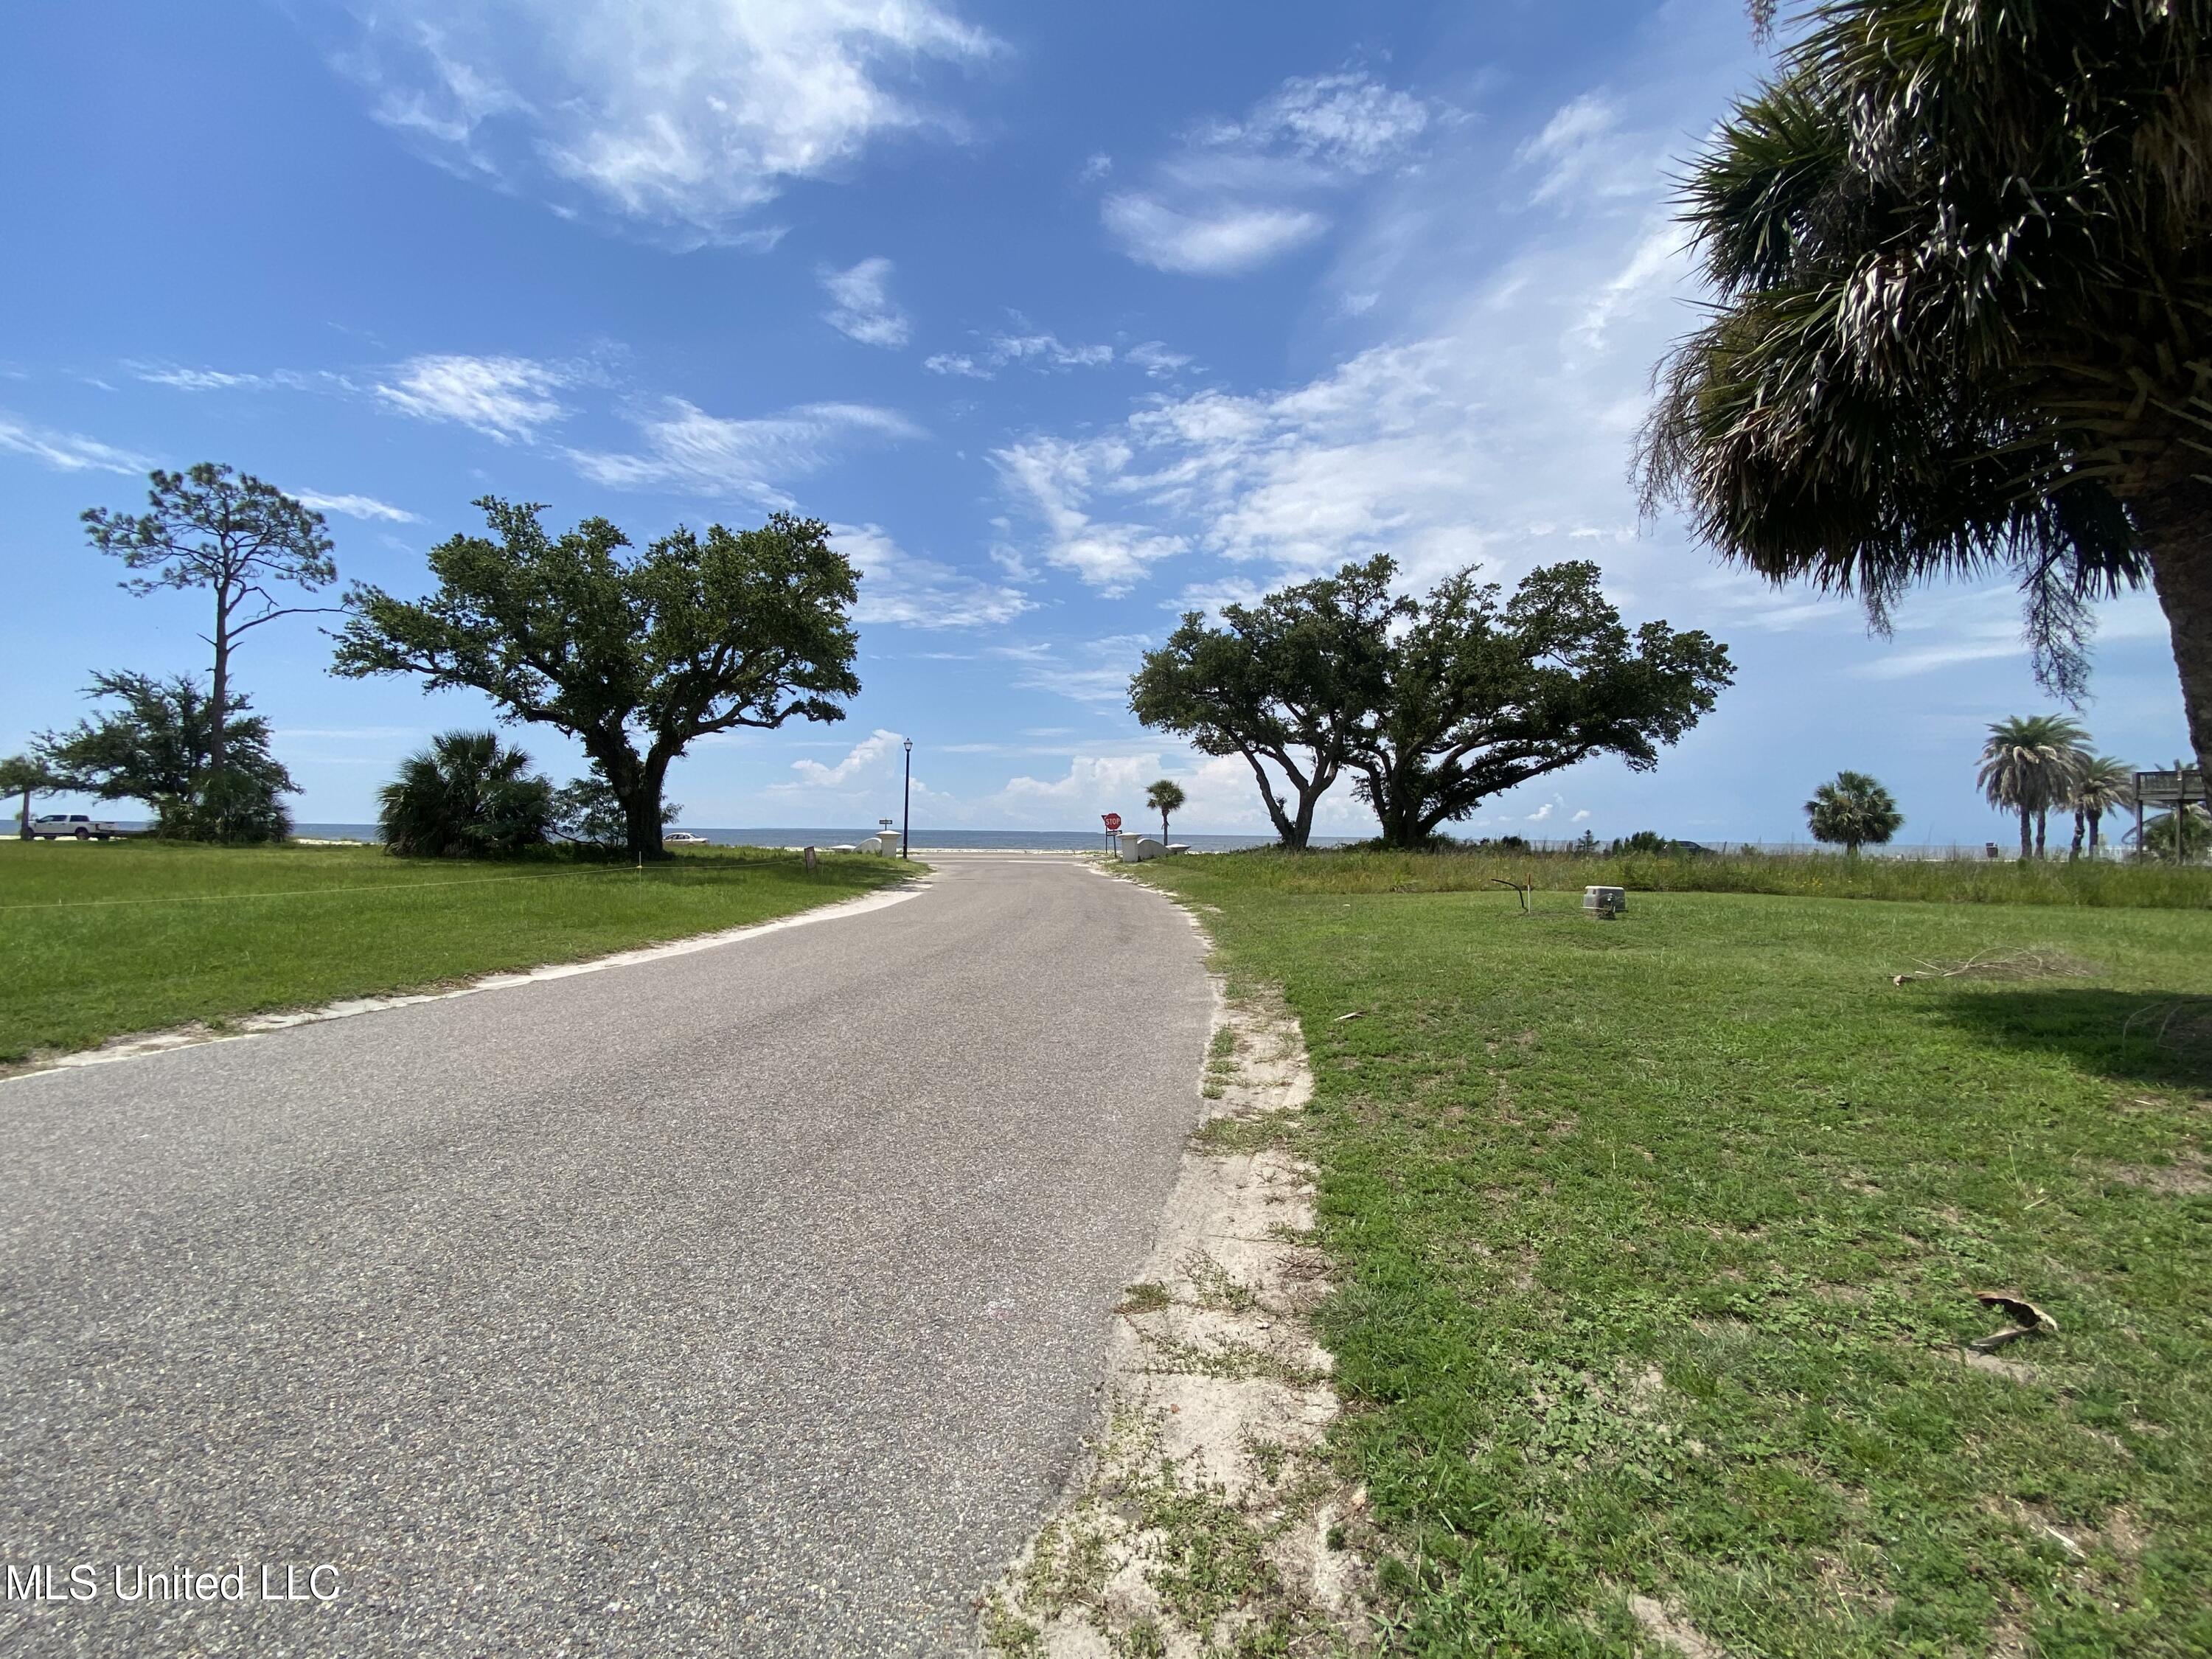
xmin=902 ymin=737 xmax=913 ymax=860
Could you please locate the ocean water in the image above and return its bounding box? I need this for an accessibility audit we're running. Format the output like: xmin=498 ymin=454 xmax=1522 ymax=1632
xmin=292 ymin=824 xmax=1357 ymax=853
xmin=111 ymin=824 xmax=2093 ymax=860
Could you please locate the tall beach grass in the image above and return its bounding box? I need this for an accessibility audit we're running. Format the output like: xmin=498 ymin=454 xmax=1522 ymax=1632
xmin=1186 ymin=844 xmax=2212 ymax=908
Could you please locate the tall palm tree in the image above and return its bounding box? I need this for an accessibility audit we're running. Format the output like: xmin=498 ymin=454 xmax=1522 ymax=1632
xmin=2067 ymin=754 xmax=2137 ymax=858
xmin=1805 ymin=769 xmax=1903 ymax=855
xmin=1144 ymin=778 xmax=1188 ymax=846
xmin=1978 ymin=715 xmax=2088 ymax=858
xmin=1641 ymin=3 xmax=2211 ymax=777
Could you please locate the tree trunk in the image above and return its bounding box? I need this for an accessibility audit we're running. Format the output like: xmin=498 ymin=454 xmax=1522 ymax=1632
xmin=2070 ymin=811 xmax=2084 ymax=861
xmin=2034 ymin=807 xmax=2047 ymax=858
xmin=2088 ymin=812 xmax=2101 ymax=852
xmin=1160 ymin=810 xmax=1171 ymax=843
xmin=15 ymin=785 xmax=28 ymax=838
xmin=1237 ymin=749 xmax=1301 ymax=848
xmin=624 ymin=768 xmax=669 ymax=860
xmin=2018 ymin=807 xmax=2032 ymax=860
xmin=2132 ymin=480 xmax=2212 ymax=780
xmin=208 ymin=615 xmax=230 ymax=787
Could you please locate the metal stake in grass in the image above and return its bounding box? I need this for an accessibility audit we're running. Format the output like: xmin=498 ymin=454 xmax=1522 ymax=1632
xmin=1489 ymin=877 xmax=1531 ymax=914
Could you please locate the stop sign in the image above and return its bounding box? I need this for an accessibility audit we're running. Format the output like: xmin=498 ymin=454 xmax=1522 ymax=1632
xmin=1102 ymin=813 xmax=1123 ymax=831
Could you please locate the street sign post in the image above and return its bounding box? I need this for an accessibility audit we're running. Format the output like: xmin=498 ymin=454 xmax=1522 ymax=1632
xmin=1102 ymin=812 xmax=1122 ymax=855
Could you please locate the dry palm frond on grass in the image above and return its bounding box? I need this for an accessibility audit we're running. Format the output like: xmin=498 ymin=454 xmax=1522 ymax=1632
xmin=2120 ymin=996 xmax=2212 ymax=1057
xmin=1890 ymin=948 xmax=2099 ymax=986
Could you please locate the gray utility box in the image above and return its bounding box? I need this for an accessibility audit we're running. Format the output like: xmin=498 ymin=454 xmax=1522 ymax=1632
xmin=1582 ymin=885 xmax=1627 ymax=919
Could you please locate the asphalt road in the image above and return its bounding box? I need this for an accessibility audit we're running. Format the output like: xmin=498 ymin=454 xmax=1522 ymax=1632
xmin=0 ymin=854 xmax=1215 ymax=1656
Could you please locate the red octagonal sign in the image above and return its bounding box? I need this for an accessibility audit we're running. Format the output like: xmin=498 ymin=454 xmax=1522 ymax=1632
xmin=1102 ymin=813 xmax=1123 ymax=831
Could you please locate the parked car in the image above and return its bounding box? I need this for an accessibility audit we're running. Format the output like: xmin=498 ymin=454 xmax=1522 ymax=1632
xmin=27 ymin=813 xmax=125 ymax=841
xmin=663 ymin=831 xmax=709 ymax=846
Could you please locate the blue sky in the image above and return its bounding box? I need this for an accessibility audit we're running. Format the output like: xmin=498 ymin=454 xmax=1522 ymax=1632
xmin=1 ymin=1 xmax=2193 ymax=841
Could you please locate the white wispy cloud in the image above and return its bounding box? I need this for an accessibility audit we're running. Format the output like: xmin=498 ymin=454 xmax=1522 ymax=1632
xmin=1102 ymin=69 xmax=1436 ymax=276
xmin=922 ymin=328 xmax=1120 ymax=380
xmin=1101 ymin=197 xmax=1328 ymax=276
xmin=1514 ymin=92 xmax=1654 ymax=209
xmin=373 ymin=353 xmax=571 ymax=442
xmin=991 ymin=436 xmax=1188 ymax=594
xmin=568 ymin=397 xmax=921 ymax=507
xmin=990 ymin=634 xmax=1155 ymax=703
xmin=831 ymin=521 xmax=1029 ymax=629
xmin=129 ymin=364 xmax=341 ymax=394
xmin=1196 ymin=70 xmax=1433 ymax=172
xmin=820 ymin=256 xmax=911 ymax=348
xmin=331 ymin=0 xmax=1000 ymax=240
xmin=0 ymin=413 xmax=153 ymax=475
xmin=292 ymin=490 xmax=421 ymax=523
xmin=1124 ymin=341 xmax=1194 ymax=379
xmin=995 ymin=79 xmax=1722 ymax=597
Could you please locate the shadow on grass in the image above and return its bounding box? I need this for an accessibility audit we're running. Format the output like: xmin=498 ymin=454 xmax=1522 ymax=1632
xmin=1934 ymin=987 xmax=2212 ymax=1089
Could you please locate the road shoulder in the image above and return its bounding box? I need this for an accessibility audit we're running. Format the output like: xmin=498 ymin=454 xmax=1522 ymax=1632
xmin=981 ymin=955 xmax=1375 ymax=1657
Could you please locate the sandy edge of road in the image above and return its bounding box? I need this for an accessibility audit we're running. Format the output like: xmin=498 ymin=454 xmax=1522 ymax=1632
xmin=1 ymin=877 xmax=930 ymax=1085
xmin=980 ymin=886 xmax=1377 ymax=1658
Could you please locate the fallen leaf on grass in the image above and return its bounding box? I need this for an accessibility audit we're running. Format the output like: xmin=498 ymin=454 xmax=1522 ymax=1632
xmin=1968 ymin=1289 xmax=2057 ymax=1352
xmin=1973 ymin=1290 xmax=2057 ymax=1331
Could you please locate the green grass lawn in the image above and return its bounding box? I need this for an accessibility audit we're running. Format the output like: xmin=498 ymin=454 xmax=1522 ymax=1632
xmin=1133 ymin=855 xmax=2211 ymax=1658
xmin=0 ymin=838 xmax=918 ymax=1064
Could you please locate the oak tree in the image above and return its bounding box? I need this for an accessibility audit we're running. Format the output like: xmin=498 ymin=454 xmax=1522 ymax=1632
xmin=333 ymin=501 xmax=860 ymax=858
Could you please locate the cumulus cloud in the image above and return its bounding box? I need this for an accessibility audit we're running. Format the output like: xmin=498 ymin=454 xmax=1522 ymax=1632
xmin=569 ymin=397 xmax=921 ymax=507
xmin=1102 ymin=69 xmax=1436 ymax=276
xmin=988 ymin=748 xmax=1376 ymax=834
xmin=330 ymin=0 xmax=1000 ymax=239
xmin=831 ymin=521 xmax=1029 ymax=629
xmin=0 ymin=413 xmax=153 ymax=475
xmin=820 ymin=256 xmax=911 ymax=348
xmin=782 ymin=727 xmax=905 ymax=791
xmin=373 ymin=353 xmax=571 ymax=441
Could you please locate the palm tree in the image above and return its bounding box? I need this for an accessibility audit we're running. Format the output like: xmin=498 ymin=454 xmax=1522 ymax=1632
xmin=378 ymin=731 xmax=553 ymax=858
xmin=1641 ymin=4 xmax=2210 ymax=778
xmin=2137 ymin=801 xmax=2212 ymax=861
xmin=1144 ymin=778 xmax=1187 ymax=846
xmin=1977 ymin=715 xmax=2088 ymax=859
xmin=1804 ymin=770 xmax=1902 ymax=855
xmin=2067 ymin=755 xmax=2136 ymax=859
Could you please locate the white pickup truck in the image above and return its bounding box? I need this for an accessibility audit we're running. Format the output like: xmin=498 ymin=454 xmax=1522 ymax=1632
xmin=24 ymin=813 xmax=126 ymax=841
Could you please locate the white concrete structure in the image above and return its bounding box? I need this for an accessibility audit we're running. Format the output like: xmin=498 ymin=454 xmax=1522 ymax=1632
xmin=1583 ymin=885 xmax=1627 ymax=919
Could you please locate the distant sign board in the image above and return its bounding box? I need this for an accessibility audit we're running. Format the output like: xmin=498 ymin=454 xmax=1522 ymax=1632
xmin=1102 ymin=812 xmax=1123 ymax=831
xmin=2135 ymin=769 xmax=2205 ymax=806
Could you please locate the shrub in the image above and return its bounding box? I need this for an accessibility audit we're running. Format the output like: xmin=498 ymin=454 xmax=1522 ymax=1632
xmin=170 ymin=767 xmax=293 ymax=845
xmin=378 ymin=731 xmax=553 ymax=857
